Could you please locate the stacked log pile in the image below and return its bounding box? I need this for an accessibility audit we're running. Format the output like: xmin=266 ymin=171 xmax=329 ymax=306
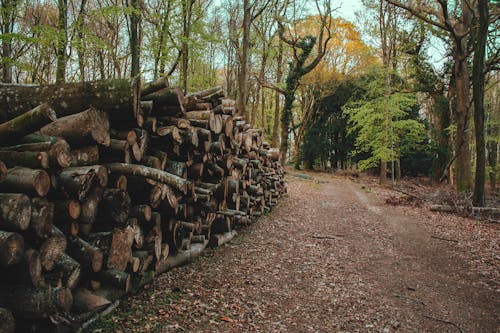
xmin=0 ymin=79 xmax=285 ymax=331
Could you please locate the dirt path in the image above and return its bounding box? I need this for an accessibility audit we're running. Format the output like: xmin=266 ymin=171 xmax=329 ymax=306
xmin=89 ymin=172 xmax=499 ymax=332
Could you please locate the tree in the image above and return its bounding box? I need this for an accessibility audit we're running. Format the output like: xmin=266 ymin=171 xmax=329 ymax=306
xmin=272 ymin=0 xmax=333 ymax=163
xmin=472 ymin=0 xmax=489 ymax=206
xmin=0 ymin=0 xmax=19 ymax=82
xmin=55 ymin=0 xmax=68 ymax=83
xmin=386 ymin=0 xmax=474 ymax=192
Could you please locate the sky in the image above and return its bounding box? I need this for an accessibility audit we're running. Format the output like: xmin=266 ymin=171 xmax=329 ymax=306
xmin=336 ymin=0 xmax=363 ymax=22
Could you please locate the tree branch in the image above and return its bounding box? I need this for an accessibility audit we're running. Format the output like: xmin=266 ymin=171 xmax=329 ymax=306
xmin=385 ymin=0 xmax=448 ymax=31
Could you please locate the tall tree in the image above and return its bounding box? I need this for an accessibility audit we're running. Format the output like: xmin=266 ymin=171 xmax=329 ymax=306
xmin=0 ymin=0 xmax=19 ymax=82
xmin=56 ymin=0 xmax=68 ymax=83
xmin=472 ymin=0 xmax=489 ymax=206
xmin=386 ymin=0 xmax=474 ymax=191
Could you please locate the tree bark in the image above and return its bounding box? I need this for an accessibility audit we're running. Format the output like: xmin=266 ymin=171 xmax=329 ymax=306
xmin=472 ymin=0 xmax=488 ymax=206
xmin=0 ymin=151 xmax=50 ymax=169
xmin=67 ymin=236 xmax=103 ymax=272
xmin=0 ymin=231 xmax=24 ymax=266
xmin=0 ymin=167 xmax=50 ymax=197
xmin=0 ymin=286 xmax=73 ymax=319
xmin=40 ymin=107 xmax=110 ymax=147
xmin=0 ymin=79 xmax=141 ymax=123
xmin=0 ymin=103 xmax=56 ymax=143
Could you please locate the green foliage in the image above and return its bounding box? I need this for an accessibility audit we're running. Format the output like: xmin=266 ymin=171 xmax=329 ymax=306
xmin=341 ymin=66 xmax=429 ymax=174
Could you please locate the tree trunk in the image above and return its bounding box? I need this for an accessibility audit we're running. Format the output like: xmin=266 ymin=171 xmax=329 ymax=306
xmin=129 ymin=0 xmax=141 ymax=79
xmin=56 ymin=0 xmax=68 ymax=84
xmin=272 ymin=39 xmax=283 ymax=148
xmin=472 ymin=0 xmax=488 ymax=206
xmin=237 ymin=0 xmax=251 ymax=119
xmin=29 ymin=197 xmax=54 ymax=239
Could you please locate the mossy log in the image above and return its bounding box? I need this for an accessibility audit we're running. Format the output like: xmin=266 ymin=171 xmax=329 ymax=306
xmin=0 ymin=103 xmax=56 ymax=144
xmin=0 ymin=193 xmax=31 ymax=232
xmin=0 ymin=231 xmax=24 ymax=266
xmin=0 ymin=167 xmax=50 ymax=197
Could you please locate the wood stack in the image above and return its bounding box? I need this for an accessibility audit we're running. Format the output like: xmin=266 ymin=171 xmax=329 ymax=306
xmin=0 ymin=79 xmax=286 ymax=331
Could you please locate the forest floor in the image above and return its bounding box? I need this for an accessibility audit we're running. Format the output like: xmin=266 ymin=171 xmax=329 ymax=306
xmin=88 ymin=170 xmax=499 ymax=333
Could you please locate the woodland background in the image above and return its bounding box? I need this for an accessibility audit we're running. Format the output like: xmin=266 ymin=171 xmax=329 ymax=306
xmin=0 ymin=0 xmax=499 ymax=205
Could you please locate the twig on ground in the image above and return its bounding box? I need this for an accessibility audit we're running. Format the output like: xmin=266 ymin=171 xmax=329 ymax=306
xmin=311 ymin=235 xmax=344 ymax=240
xmin=424 ymin=315 xmax=464 ymax=333
xmin=431 ymin=235 xmax=458 ymax=243
xmin=393 ymin=294 xmax=426 ymax=306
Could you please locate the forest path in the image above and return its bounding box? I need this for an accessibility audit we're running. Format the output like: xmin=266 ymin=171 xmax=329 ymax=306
xmin=89 ymin=172 xmax=499 ymax=332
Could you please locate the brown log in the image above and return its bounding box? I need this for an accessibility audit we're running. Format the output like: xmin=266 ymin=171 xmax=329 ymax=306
xmin=72 ymin=288 xmax=111 ymax=314
xmin=67 ymin=236 xmax=103 ymax=272
xmin=155 ymin=241 xmax=207 ymax=274
xmin=145 ymin=212 xmax=162 ymax=261
xmin=105 ymin=227 xmax=133 ymax=271
xmin=29 ymin=197 xmax=54 ymax=239
xmin=50 ymin=252 xmax=81 ymax=290
xmin=153 ymin=243 xmax=170 ymax=272
xmin=185 ymin=86 xmax=223 ymax=101
xmin=0 ymin=103 xmax=56 ymax=144
xmin=0 ymin=193 xmax=31 ymax=232
xmin=144 ymin=117 xmax=157 ymax=133
xmin=142 ymin=86 xmax=184 ymax=116
xmin=156 ymin=125 xmax=183 ymax=144
xmin=0 ymin=231 xmax=24 ymax=266
xmin=71 ymin=145 xmax=100 ymax=166
xmin=210 ymin=230 xmax=237 ymax=248
xmin=0 ymin=307 xmax=15 ymax=333
xmin=142 ymin=76 xmax=169 ymax=96
xmin=99 ymin=139 xmax=130 ymax=164
xmin=158 ymin=116 xmax=191 ymax=129
xmin=142 ymin=155 xmax=162 ymax=170
xmin=126 ymin=218 xmax=144 ymax=250
xmin=98 ymin=188 xmax=131 ymax=226
xmin=106 ymin=163 xmax=192 ymax=194
xmin=0 ymin=161 xmax=6 ymax=183
xmin=222 ymin=114 xmax=234 ymax=137
xmin=130 ymin=204 xmax=152 ymax=222
xmin=57 ymin=165 xmax=108 ymax=200
xmin=0 ymin=150 xmax=50 ymax=169
xmin=0 ymin=286 xmax=72 ymax=319
xmin=1 ymin=248 xmax=43 ymax=287
xmin=0 ymin=167 xmax=50 ymax=197
xmin=39 ymin=226 xmax=67 ymax=271
xmin=95 ymin=269 xmax=131 ymax=292
xmin=0 ymin=79 xmax=141 ymax=123
xmin=54 ymin=199 xmax=81 ymax=221
xmin=188 ymin=163 xmax=204 ymax=180
xmin=4 ymin=138 xmax=73 ymax=169
xmin=133 ymin=250 xmax=153 ymax=273
xmin=40 ymin=107 xmax=110 ymax=147
xmin=164 ymin=160 xmax=187 ymax=179
xmin=80 ymin=186 xmax=104 ymax=225
xmin=140 ymin=100 xmax=154 ymax=116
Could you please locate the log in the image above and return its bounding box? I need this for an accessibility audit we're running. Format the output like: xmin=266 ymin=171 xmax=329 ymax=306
xmin=142 ymin=87 xmax=184 ymax=116
xmin=145 ymin=212 xmax=162 ymax=261
xmin=72 ymin=288 xmax=111 ymax=314
xmin=95 ymin=269 xmax=131 ymax=292
xmin=164 ymin=160 xmax=187 ymax=179
xmin=0 ymin=79 xmax=140 ymax=122
xmin=49 ymin=253 xmax=81 ymax=290
xmin=0 ymin=286 xmax=73 ymax=319
xmin=39 ymin=226 xmax=67 ymax=271
xmin=0 ymin=150 xmax=50 ymax=169
xmin=0 ymin=167 xmax=50 ymax=197
xmin=155 ymin=241 xmax=207 ymax=274
xmin=1 ymin=248 xmax=43 ymax=287
xmin=0 ymin=161 xmax=6 ymax=183
xmin=29 ymin=197 xmax=54 ymax=239
xmin=67 ymin=236 xmax=103 ymax=272
xmin=0 ymin=193 xmax=31 ymax=232
xmin=106 ymin=227 xmax=133 ymax=271
xmin=40 ymin=107 xmax=110 ymax=147
xmin=80 ymin=186 xmax=104 ymax=225
xmin=71 ymin=146 xmax=100 ymax=166
xmin=133 ymin=250 xmax=153 ymax=274
xmin=0 ymin=103 xmax=56 ymax=143
xmin=57 ymin=165 xmax=108 ymax=200
xmin=185 ymin=85 xmax=223 ymax=101
xmin=98 ymin=188 xmax=131 ymax=226
xmin=126 ymin=218 xmax=144 ymax=249
xmin=209 ymin=230 xmax=237 ymax=248
xmin=130 ymin=204 xmax=151 ymax=222
xmin=106 ymin=163 xmax=192 ymax=194
xmin=0 ymin=231 xmax=24 ymax=266
xmin=142 ymin=76 xmax=169 ymax=96
xmin=158 ymin=116 xmax=191 ymax=129
xmin=4 ymin=138 xmax=73 ymax=168
xmin=0 ymin=308 xmax=15 ymax=333
xmin=54 ymin=199 xmax=81 ymax=221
